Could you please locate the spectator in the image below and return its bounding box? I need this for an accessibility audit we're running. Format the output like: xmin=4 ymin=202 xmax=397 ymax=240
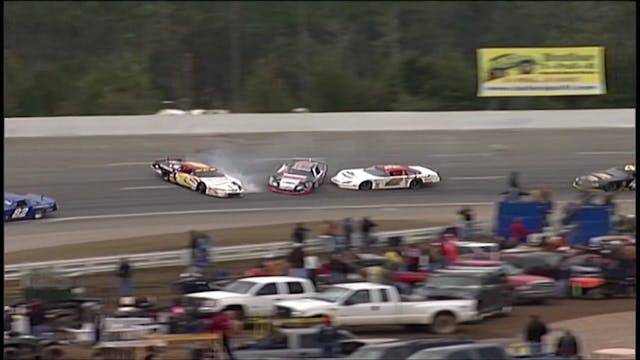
xmin=342 ymin=218 xmax=354 ymax=250
xmin=317 ymin=317 xmax=339 ymax=358
xmin=327 ymin=254 xmax=349 ymax=283
xmin=384 ymin=250 xmax=404 ymax=270
xmin=29 ymin=300 xmax=46 ymax=337
xmin=555 ymin=330 xmax=580 ymax=358
xmin=322 ymin=220 xmax=339 ymax=253
xmin=287 ymin=244 xmax=307 ymax=278
xmin=441 ymin=233 xmax=459 ymax=266
xmin=304 ymin=255 xmax=320 ymax=287
xmin=170 ymin=298 xmax=185 ymax=318
xmin=360 ymin=217 xmax=377 ymax=248
xmin=207 ymin=310 xmax=239 ymax=360
xmin=457 ymin=207 xmax=475 ymax=240
xmin=501 ymin=171 xmax=529 ymax=201
xmin=402 ymin=244 xmax=422 ymax=272
xmin=292 ymin=223 xmax=309 ymax=244
xmin=117 ymin=258 xmax=133 ymax=297
xmin=525 ymin=315 xmax=548 ymax=355
xmin=509 ymin=217 xmax=529 ymax=244
xmin=189 ymin=231 xmax=199 ymax=263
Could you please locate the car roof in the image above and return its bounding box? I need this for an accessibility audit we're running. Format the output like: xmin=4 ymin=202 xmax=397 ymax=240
xmin=456 ymin=241 xmax=499 ymax=248
xmin=239 ymin=276 xmax=310 ymax=283
xmin=182 ymin=161 xmax=213 ymax=170
xmin=333 ymin=282 xmax=391 ymax=290
xmin=360 ymin=338 xmax=473 ymax=350
xmin=288 ymin=160 xmax=318 ymax=169
xmin=375 ymin=164 xmax=410 ymax=172
xmin=5 ymin=193 xmax=24 ymax=201
xmin=412 ymin=342 xmax=504 ymax=354
xmin=432 ymin=270 xmax=493 ymax=277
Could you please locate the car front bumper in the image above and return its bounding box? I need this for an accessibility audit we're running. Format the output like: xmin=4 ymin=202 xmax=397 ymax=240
xmin=330 ymin=177 xmax=359 ymax=190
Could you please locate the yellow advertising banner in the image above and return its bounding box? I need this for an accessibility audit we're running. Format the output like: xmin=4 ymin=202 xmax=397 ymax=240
xmin=477 ymin=47 xmax=606 ymax=97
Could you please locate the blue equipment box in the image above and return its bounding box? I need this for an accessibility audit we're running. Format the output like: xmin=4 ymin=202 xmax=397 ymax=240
xmin=496 ymin=201 xmax=552 ymax=239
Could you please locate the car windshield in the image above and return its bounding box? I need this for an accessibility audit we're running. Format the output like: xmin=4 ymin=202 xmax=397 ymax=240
xmin=223 ymin=281 xmax=256 ymax=294
xmin=425 ymin=276 xmax=482 ymax=288
xmin=310 ymin=286 xmax=350 ymax=302
xmin=284 ymin=167 xmax=311 ymax=176
xmin=195 ymin=170 xmax=224 ymax=178
xmin=364 ymin=166 xmax=386 ymax=176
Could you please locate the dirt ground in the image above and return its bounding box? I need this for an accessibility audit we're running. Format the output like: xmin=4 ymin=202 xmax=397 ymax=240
xmin=5 ymin=219 xmax=438 ymax=263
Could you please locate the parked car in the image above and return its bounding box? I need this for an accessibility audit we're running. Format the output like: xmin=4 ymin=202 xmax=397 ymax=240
xmin=446 ymin=260 xmax=556 ymax=303
xmin=275 ymin=282 xmax=478 ymax=334
xmin=415 ymin=270 xmax=513 ymax=318
xmin=183 ymin=276 xmax=316 ymax=320
xmin=345 ymin=338 xmax=475 ymax=360
xmin=500 ymin=252 xmax=567 ymax=279
xmin=233 ymin=326 xmax=391 ymax=359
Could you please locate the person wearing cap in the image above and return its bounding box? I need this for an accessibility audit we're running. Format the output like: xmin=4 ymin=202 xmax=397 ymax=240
xmin=317 ymin=317 xmax=339 ymax=358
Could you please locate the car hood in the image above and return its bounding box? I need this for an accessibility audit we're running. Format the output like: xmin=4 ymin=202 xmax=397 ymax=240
xmin=277 ymin=298 xmax=335 ymax=312
xmin=508 ymin=274 xmax=554 ymax=287
xmin=335 ymin=168 xmax=376 ymax=180
xmin=24 ymin=194 xmax=56 ymax=204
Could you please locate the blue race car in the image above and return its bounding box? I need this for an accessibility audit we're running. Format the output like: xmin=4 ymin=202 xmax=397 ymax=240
xmin=4 ymin=193 xmax=58 ymax=221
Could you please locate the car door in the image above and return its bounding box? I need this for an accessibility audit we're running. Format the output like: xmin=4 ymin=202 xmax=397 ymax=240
xmin=251 ymin=282 xmax=281 ymax=317
xmin=369 ymin=288 xmax=398 ymax=325
xmin=9 ymin=200 xmax=32 ymax=220
xmin=336 ymin=289 xmax=375 ymax=325
xmin=175 ymin=168 xmax=194 ymax=188
xmin=382 ymin=170 xmax=407 ymax=189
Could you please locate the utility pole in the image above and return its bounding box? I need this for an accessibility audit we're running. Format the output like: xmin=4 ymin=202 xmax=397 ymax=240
xmin=229 ymin=1 xmax=242 ymax=112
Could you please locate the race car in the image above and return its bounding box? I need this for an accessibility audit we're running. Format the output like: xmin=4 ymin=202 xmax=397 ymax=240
xmin=4 ymin=193 xmax=58 ymax=221
xmin=151 ymin=159 xmax=244 ymax=197
xmin=331 ymin=164 xmax=441 ymax=191
xmin=573 ymin=164 xmax=636 ymax=193
xmin=268 ymin=158 xmax=328 ymax=195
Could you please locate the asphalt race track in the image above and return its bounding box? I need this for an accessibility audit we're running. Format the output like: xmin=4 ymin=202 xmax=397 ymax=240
xmin=4 ymin=129 xmax=636 ymax=252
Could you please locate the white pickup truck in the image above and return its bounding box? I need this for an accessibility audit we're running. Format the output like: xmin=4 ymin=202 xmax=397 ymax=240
xmin=184 ymin=276 xmax=316 ymax=319
xmin=274 ymin=282 xmax=478 ymax=334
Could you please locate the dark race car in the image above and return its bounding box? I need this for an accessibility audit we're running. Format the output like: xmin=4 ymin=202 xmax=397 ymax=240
xmin=573 ymin=164 xmax=635 ymax=193
xmin=4 ymin=193 xmax=58 ymax=221
xmin=268 ymin=158 xmax=328 ymax=195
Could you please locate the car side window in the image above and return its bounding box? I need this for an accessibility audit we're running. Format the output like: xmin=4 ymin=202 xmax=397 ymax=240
xmin=380 ymin=289 xmax=390 ymax=302
xmin=16 ymin=200 xmax=27 ymax=207
xmin=347 ymin=290 xmax=370 ymax=305
xmin=286 ymin=282 xmax=304 ymax=294
xmin=256 ymin=283 xmax=278 ymax=296
xmin=312 ymin=167 xmax=320 ymax=176
xmin=299 ymin=334 xmax=321 ymax=348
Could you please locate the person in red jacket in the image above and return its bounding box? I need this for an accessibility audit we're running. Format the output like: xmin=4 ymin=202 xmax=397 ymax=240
xmin=208 ymin=310 xmax=239 ymax=360
xmin=509 ymin=217 xmax=529 ymax=244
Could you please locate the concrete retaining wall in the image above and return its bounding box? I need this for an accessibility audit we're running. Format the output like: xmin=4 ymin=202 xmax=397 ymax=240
xmin=5 ymin=109 xmax=635 ymax=137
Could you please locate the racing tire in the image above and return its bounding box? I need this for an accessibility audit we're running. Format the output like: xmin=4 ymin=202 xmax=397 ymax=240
xmin=603 ymin=183 xmax=618 ymax=192
xmin=34 ymin=210 xmax=44 ymax=219
xmin=196 ymin=183 xmax=207 ymax=194
xmin=162 ymin=172 xmax=171 ymax=182
xmin=358 ymin=181 xmax=373 ymax=191
xmin=430 ymin=312 xmax=456 ymax=335
xmin=409 ymin=179 xmax=423 ymax=190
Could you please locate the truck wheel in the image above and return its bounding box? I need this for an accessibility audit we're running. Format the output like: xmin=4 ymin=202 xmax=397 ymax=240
xmin=430 ymin=312 xmax=456 ymax=334
xmin=358 ymin=181 xmax=372 ymax=191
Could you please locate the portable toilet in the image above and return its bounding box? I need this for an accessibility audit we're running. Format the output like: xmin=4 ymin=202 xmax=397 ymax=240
xmin=569 ymin=205 xmax=613 ymax=247
xmin=496 ymin=201 xmax=551 ymax=239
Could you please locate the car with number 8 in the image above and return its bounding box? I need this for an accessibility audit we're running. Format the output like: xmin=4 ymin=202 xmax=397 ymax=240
xmin=4 ymin=193 xmax=58 ymax=221
xmin=152 ymin=159 xmax=244 ymax=197
xmin=331 ymin=164 xmax=441 ymax=191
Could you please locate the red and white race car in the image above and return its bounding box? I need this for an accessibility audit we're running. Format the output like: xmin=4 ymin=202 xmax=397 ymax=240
xmin=331 ymin=164 xmax=440 ymax=191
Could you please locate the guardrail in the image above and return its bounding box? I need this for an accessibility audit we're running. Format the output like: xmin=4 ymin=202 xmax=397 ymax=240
xmin=6 ymin=225 xmax=478 ymax=281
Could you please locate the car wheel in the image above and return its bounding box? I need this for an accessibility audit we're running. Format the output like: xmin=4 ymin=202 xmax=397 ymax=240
xmin=499 ymin=305 xmax=513 ymax=316
xmin=358 ymin=181 xmax=373 ymax=191
xmin=430 ymin=312 xmax=456 ymax=334
xmin=409 ymin=179 xmax=423 ymax=190
xmin=603 ymin=183 xmax=618 ymax=192
xmin=196 ymin=183 xmax=207 ymax=194
xmin=162 ymin=172 xmax=171 ymax=182
xmin=34 ymin=210 xmax=44 ymax=219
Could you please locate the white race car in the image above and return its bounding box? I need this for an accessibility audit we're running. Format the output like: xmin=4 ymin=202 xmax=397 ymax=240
xmin=155 ymin=160 xmax=244 ymax=197
xmin=331 ymin=164 xmax=441 ymax=191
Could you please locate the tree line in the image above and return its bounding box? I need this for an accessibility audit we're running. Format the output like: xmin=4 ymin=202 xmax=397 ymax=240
xmin=3 ymin=1 xmax=636 ymax=116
